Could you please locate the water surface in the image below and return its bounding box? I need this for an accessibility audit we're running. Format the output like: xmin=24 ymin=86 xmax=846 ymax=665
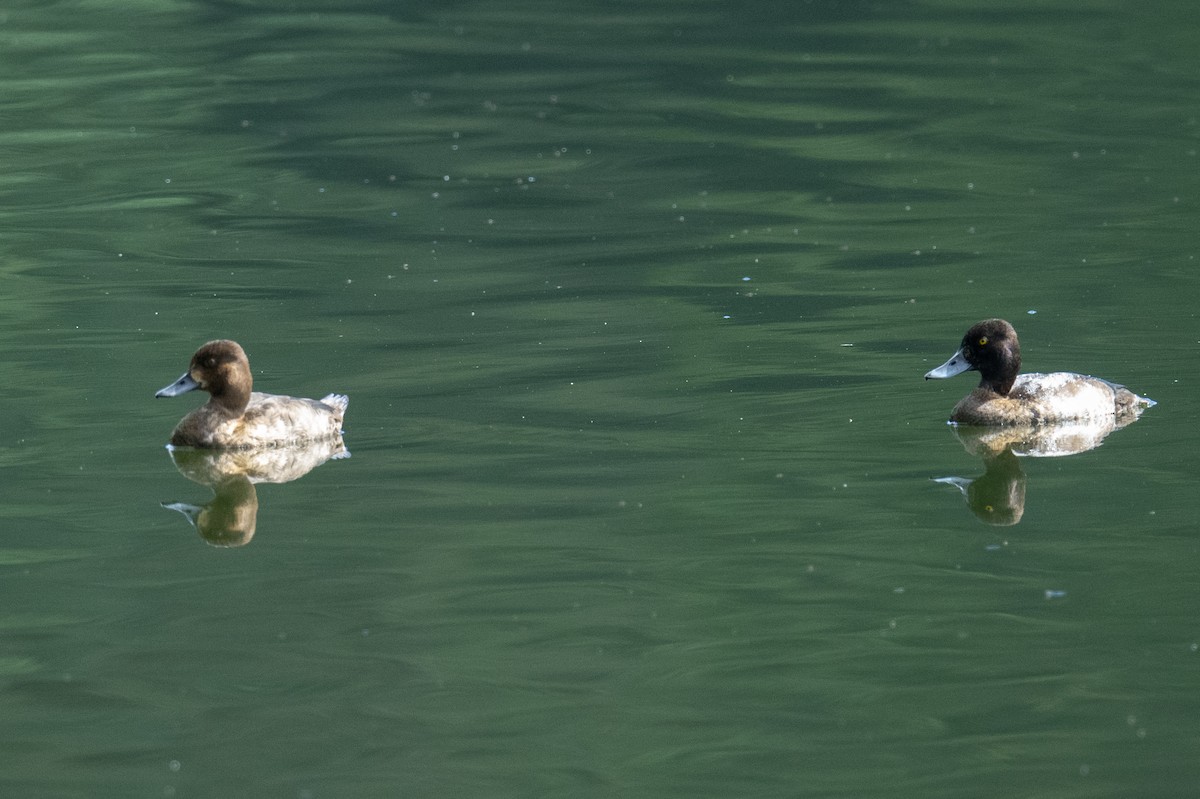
xmin=1 ymin=1 xmax=1198 ymax=796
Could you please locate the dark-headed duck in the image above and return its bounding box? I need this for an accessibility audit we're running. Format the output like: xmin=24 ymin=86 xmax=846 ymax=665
xmin=156 ymin=340 xmax=348 ymax=448
xmin=924 ymin=319 xmax=1154 ymax=426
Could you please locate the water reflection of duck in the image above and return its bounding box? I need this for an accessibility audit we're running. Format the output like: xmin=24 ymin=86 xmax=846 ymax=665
xmin=932 ymin=420 xmax=1134 ymax=525
xmin=162 ymin=438 xmax=348 ymax=547
xmin=156 ymin=339 xmax=348 ymax=449
xmin=925 ymin=319 xmax=1155 ymax=426
xmin=164 ymin=476 xmax=259 ymax=547
xmin=948 ymin=420 xmax=1124 ymax=459
xmin=168 ymin=437 xmax=350 ymax=484
xmin=934 ymin=449 xmax=1026 ymax=526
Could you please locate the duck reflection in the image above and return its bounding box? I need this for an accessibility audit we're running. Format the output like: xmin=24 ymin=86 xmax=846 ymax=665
xmin=933 ymin=415 xmax=1140 ymax=526
xmin=161 ymin=437 xmax=349 ymax=546
xmin=933 ymin=448 xmax=1027 ymax=526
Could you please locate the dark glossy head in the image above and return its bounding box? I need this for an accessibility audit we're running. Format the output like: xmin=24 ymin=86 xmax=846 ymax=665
xmin=925 ymin=318 xmax=1021 ymax=396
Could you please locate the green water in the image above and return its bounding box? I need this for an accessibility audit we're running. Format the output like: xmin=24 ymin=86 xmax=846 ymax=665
xmin=2 ymin=0 xmax=1198 ymax=796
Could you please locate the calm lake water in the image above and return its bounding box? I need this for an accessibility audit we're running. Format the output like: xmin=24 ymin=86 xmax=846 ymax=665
xmin=3 ymin=0 xmax=1199 ymax=796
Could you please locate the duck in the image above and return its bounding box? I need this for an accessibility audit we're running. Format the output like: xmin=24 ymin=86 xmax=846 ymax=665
xmin=156 ymin=339 xmax=348 ymax=448
xmin=924 ymin=319 xmax=1154 ymax=426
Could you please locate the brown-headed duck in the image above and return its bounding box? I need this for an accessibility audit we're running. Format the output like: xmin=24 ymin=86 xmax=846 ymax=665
xmin=924 ymin=319 xmax=1155 ymax=426
xmin=156 ymin=340 xmax=348 ymax=448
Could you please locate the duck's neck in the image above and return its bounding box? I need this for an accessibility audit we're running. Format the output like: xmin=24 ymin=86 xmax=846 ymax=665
xmin=984 ymin=350 xmax=1020 ymax=397
xmin=210 ymin=384 xmax=251 ymax=416
xmin=994 ymin=376 xmax=1016 ymax=396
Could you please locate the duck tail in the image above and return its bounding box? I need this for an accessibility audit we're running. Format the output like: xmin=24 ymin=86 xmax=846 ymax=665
xmin=320 ymin=393 xmax=350 ymax=414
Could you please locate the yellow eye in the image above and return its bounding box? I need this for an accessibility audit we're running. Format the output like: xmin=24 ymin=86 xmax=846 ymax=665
xmin=978 ymin=336 xmax=988 ymax=346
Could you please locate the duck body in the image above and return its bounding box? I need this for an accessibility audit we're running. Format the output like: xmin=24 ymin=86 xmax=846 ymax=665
xmin=166 ymin=390 xmax=349 ymax=449
xmin=948 ymin=371 xmax=1146 ymax=426
xmin=157 ymin=340 xmax=348 ymax=449
xmin=925 ymin=319 xmax=1154 ymax=426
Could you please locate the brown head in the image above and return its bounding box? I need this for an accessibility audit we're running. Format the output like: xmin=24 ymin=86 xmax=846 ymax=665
xmin=156 ymin=339 xmax=254 ymax=415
